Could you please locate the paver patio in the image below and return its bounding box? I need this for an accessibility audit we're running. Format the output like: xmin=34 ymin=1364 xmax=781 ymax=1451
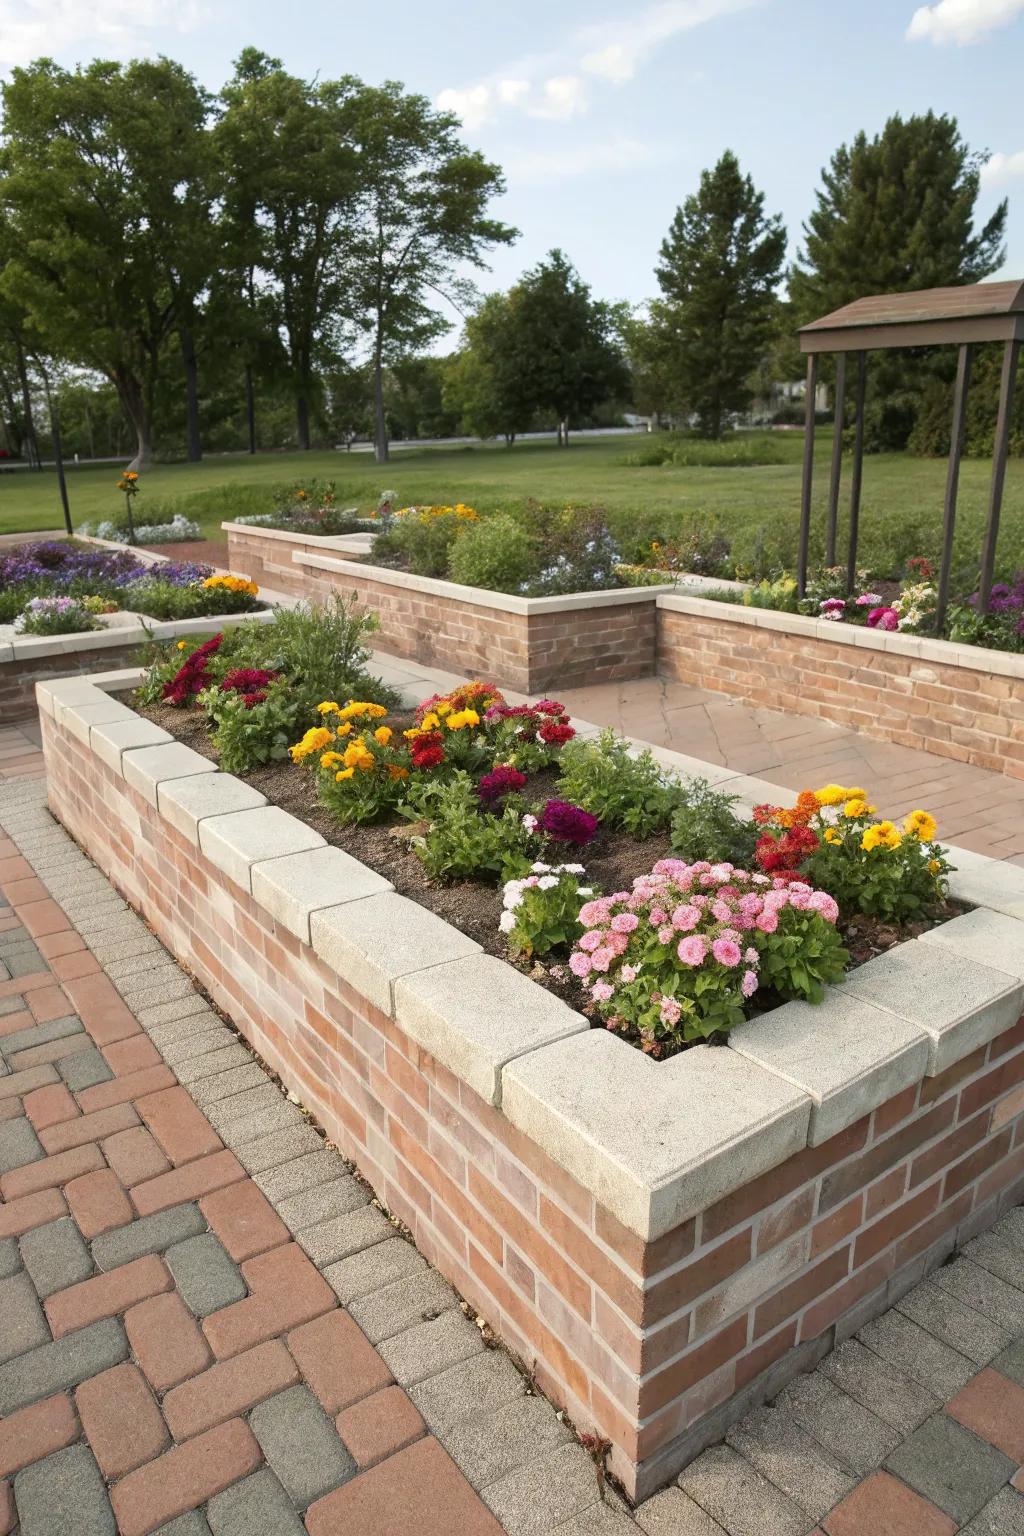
xmin=1 ymin=663 xmax=1023 ymax=1535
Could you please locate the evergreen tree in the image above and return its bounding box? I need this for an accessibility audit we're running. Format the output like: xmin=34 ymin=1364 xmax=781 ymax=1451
xmin=653 ymin=151 xmax=786 ymax=438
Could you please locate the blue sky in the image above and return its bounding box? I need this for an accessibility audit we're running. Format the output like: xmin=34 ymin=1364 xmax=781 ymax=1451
xmin=2 ymin=0 xmax=1023 ymax=330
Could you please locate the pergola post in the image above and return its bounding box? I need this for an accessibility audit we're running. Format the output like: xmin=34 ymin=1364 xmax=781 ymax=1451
xmin=845 ymin=351 xmax=867 ymax=595
xmin=797 ymin=354 xmax=819 ymax=597
xmin=935 ymin=342 xmax=974 ymax=634
xmin=978 ymin=336 xmax=1021 ymax=612
xmin=825 ymin=354 xmax=846 ymax=566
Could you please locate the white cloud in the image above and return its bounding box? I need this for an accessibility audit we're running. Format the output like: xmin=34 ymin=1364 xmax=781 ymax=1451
xmin=497 ymin=79 xmax=530 ymax=105
xmin=981 ymin=149 xmax=1024 ymax=186
xmin=0 ymin=0 xmax=204 ymax=69
xmin=507 ymin=136 xmax=669 ymax=185
xmin=529 ymin=76 xmax=588 ymax=120
xmin=907 ymin=0 xmax=1024 ymax=44
xmin=579 ymin=0 xmax=759 ymax=83
xmin=436 ymin=83 xmax=493 ymax=130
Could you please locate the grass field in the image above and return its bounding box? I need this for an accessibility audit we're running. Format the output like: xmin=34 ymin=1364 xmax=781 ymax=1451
xmin=2 ymin=432 xmax=1023 ymax=579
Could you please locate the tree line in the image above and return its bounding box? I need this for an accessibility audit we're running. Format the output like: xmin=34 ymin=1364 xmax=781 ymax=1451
xmin=0 ymin=59 xmax=1013 ymax=466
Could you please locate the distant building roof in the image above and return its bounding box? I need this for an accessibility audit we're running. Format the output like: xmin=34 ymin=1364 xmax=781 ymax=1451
xmin=799 ymin=280 xmax=1024 ymax=352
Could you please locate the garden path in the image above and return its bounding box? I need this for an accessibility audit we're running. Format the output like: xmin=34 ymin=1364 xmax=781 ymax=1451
xmin=1 ymin=675 xmax=1023 ymax=1536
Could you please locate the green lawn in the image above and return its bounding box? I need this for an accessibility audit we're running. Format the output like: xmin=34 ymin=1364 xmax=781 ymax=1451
xmin=2 ymin=433 xmax=1022 ymax=578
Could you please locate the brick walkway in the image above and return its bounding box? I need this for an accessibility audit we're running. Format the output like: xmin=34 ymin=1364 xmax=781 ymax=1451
xmin=2 ymin=701 xmax=1024 ymax=1534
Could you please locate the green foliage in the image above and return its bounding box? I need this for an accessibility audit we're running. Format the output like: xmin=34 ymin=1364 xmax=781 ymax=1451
xmin=805 ymin=816 xmax=952 ymax=925
xmin=118 ymin=580 xmax=259 ymax=622
xmin=447 ymin=513 xmax=532 ymax=592
xmin=402 ymin=773 xmax=536 ymax=883
xmin=200 ymin=678 xmax=294 ymax=774
xmin=556 ymin=729 xmax=676 ymax=838
xmin=501 ymin=865 xmax=594 ymax=959
xmin=756 ymin=906 xmax=849 ymax=1005
xmin=252 ymin=596 xmax=394 ymax=718
xmin=444 ymin=292 xmax=539 ymax=442
xmin=669 ymin=779 xmax=758 ymax=865
xmin=620 ymin=433 xmax=788 ymax=468
xmin=371 ymin=511 xmax=465 ymax=579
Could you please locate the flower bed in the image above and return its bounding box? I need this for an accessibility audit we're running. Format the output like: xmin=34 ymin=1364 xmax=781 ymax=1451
xmin=38 ymin=667 xmax=1024 ymax=1501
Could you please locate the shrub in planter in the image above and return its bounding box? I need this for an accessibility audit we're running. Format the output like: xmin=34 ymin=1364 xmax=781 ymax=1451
xmin=670 ymin=778 xmax=759 ymax=866
xmin=402 ymin=772 xmax=539 ymax=883
xmin=556 ymin=729 xmax=677 ymax=838
xmin=447 ymin=514 xmax=533 ymax=593
xmin=13 ymin=595 xmax=102 ymax=635
xmin=500 ymin=863 xmax=595 ymax=958
xmin=371 ymin=504 xmax=478 ymax=578
xmin=200 ymin=677 xmax=297 ymax=773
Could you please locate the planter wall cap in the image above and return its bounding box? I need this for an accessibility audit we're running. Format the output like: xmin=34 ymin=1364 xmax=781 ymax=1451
xmin=393 ymin=954 xmax=589 ymax=1107
xmin=59 ymin=695 xmax=137 ymax=745
xmin=310 ymin=892 xmax=481 ymax=1016
xmin=729 ymin=994 xmax=930 ymax=1146
xmin=197 ymin=804 xmax=325 ymax=894
xmin=121 ymin=740 xmax=218 ymax=807
xmin=841 ymin=941 xmax=1024 ymax=1076
xmin=150 ymin=610 xmax=276 ymax=640
xmin=501 ymin=1032 xmax=811 ymax=1241
xmin=158 ymin=773 xmax=268 ymax=845
xmin=918 ymin=908 xmax=1024 ymax=983
xmin=251 ymin=845 xmax=393 ymax=945
xmin=657 ymin=591 xmax=758 ymax=626
xmin=91 ymin=717 xmax=172 ymax=776
xmin=0 ymin=642 xmax=12 ymax=664
xmin=88 ymin=668 xmax=147 ymax=692
xmin=947 ymin=846 xmax=1024 ymax=921
xmin=35 ymin=675 xmax=106 ymax=720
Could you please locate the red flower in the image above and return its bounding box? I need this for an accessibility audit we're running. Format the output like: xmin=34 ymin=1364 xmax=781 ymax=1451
xmin=221 ymin=667 xmax=278 ymax=696
xmin=539 ymin=721 xmax=575 ymax=746
xmin=162 ymin=634 xmax=223 ymax=707
xmin=478 ymin=766 xmax=527 ymax=803
xmin=411 ymin=745 xmax=444 ymax=770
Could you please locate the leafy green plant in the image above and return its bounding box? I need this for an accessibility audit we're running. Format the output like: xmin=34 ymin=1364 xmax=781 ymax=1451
xmin=756 ymin=905 xmax=849 ymax=1003
xmin=556 ymin=729 xmax=676 ymax=837
xmin=199 ymin=678 xmax=295 ymax=774
xmin=670 ymin=779 xmax=758 ymax=865
xmin=447 ymin=513 xmax=533 ymax=592
xmin=499 ymin=863 xmax=595 ymax=958
xmin=371 ymin=510 xmax=465 ymax=578
xmin=403 ymin=772 xmax=536 ymax=883
xmin=253 ymin=596 xmax=397 ymax=717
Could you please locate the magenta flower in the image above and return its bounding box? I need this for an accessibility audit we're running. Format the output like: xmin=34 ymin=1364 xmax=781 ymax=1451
xmin=741 ymin=969 xmax=759 ymax=998
xmin=866 ymin=606 xmax=899 ymax=631
xmin=539 ymin=800 xmax=599 ymax=845
xmin=477 ymin=766 xmax=527 ymax=804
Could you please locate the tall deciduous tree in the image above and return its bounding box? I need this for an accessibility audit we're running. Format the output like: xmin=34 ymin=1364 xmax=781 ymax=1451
xmin=445 ymin=291 xmax=538 ymax=443
xmin=343 ymin=83 xmax=515 ymax=464
xmin=653 ymin=151 xmax=786 ymax=438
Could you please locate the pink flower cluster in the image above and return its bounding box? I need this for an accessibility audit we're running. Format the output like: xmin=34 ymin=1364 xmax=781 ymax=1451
xmin=569 ymin=860 xmax=839 ymax=1025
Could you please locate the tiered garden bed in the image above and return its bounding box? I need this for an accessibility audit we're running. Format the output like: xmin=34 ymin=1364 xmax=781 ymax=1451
xmin=37 ymin=667 xmax=1024 ymax=1501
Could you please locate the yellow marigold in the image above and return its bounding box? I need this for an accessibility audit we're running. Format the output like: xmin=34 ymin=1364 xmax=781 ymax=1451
xmin=843 ymin=798 xmax=875 ymax=819
xmin=335 ymin=722 xmax=352 ymax=738
xmin=446 ymin=708 xmax=480 ymax=731
xmin=904 ymin=810 xmax=937 ymax=841
xmin=289 ymin=726 xmax=333 ymax=762
xmin=387 ymin=764 xmax=409 ymax=781
xmin=335 ymin=768 xmax=355 ymax=781
xmin=317 ymin=701 xmax=340 ymax=715
xmin=434 ymin=702 xmax=452 ymax=718
xmin=203 ymin=574 xmax=258 ymax=597
xmin=337 ymin=701 xmax=387 ymax=722
xmin=815 ymin=784 xmax=850 ymax=806
xmin=374 ymin=726 xmax=393 ymax=746
xmin=824 ymin=828 xmax=842 ymax=845
xmin=928 ymin=858 xmax=942 ymax=875
xmin=319 ymin=752 xmax=343 ymax=769
xmin=342 ymin=739 xmax=375 ymax=772
xmin=176 ymin=640 xmax=188 ymax=650
xmin=862 ymin=820 xmax=901 ymax=852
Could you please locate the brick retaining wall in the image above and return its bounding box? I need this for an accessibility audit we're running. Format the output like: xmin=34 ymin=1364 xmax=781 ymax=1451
xmin=41 ymin=694 xmax=1024 ymax=1500
xmin=0 ymin=640 xmax=148 ymax=721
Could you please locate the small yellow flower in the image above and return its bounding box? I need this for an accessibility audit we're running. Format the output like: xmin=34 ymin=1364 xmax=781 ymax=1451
xmin=176 ymin=640 xmax=188 ymax=651
xmin=815 ymin=784 xmax=850 ymax=806
xmin=904 ymin=810 xmax=937 ymax=842
xmin=387 ymin=764 xmax=409 ymax=781
xmin=374 ymin=726 xmax=393 ymax=746
xmin=319 ymin=752 xmax=343 ymax=769
xmin=862 ymin=820 xmax=902 ymax=853
xmin=824 ymin=828 xmax=842 ymax=845
xmin=335 ymin=767 xmax=355 ymax=781
xmin=928 ymin=858 xmax=942 ymax=875
xmin=446 ymin=708 xmax=480 ymax=731
xmin=317 ymin=701 xmax=339 ymax=715
xmin=843 ymin=798 xmax=875 ymax=819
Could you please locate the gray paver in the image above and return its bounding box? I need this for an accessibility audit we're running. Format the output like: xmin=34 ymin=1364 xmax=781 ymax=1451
xmin=297 ymin=1206 xmax=394 ymax=1268
xmin=165 ymin=1233 xmax=247 ymax=1317
xmin=156 ymin=1515 xmax=213 ymax=1536
xmin=160 ymin=1029 xmax=235 ymax=1066
xmin=635 ymin=1488 xmax=728 ymax=1535
xmin=0 ymin=1015 xmax=82 ymax=1057
xmin=442 ymin=1393 xmax=572 ymax=1490
xmin=92 ymin=1203 xmax=206 ymax=1271
xmin=0 ymin=1317 xmax=129 ymax=1414
xmin=896 ymin=1280 xmax=1013 ymax=1365
xmin=348 ymin=1269 xmax=458 ymax=1345
xmin=205 ymin=1083 xmax=286 ymax=1130
xmin=324 ymin=1236 xmax=427 ymax=1304
xmin=276 ymin=1177 xmax=369 ymax=1234
xmin=58 ymin=1046 xmax=113 ymax=1091
xmin=819 ymin=1338 xmax=941 ymax=1434
xmin=409 ymin=1351 xmax=527 ymax=1435
xmin=14 ymin=1443 xmax=115 ymax=1536
xmin=6 ymin=946 xmax=47 ymax=977
xmin=932 ymin=1257 xmax=1024 ymax=1333
xmin=210 ymin=1097 xmax=304 ymax=1142
xmin=885 ymin=1412 xmax=1015 ymax=1524
xmin=676 ymin=1444 xmax=807 ymax=1536
xmin=206 ymin=1469 xmax=304 ymax=1535
xmin=993 ymin=1336 xmax=1024 ymax=1387
xmin=0 ymin=1115 xmax=44 ymax=1174
xmin=551 ymin=1502 xmax=641 ymax=1536
xmin=773 ymin=1370 xmax=900 ymax=1475
xmin=963 ymin=1229 xmax=1024 ymax=1292
xmin=234 ymin=1123 xmax=324 ymax=1174
xmin=9 ymin=1033 xmax=96 ymax=1071
xmin=190 ymin=1064 xmax=267 ymax=1107
xmin=254 ymin=1149 xmax=352 ymax=1205
xmin=0 ymin=1236 xmax=20 ymax=1279
xmin=376 ymin=1307 xmax=484 ymax=1386
xmin=960 ymin=1487 xmax=1024 ymax=1535
xmin=0 ymin=1064 xmax=60 ymax=1102
xmin=19 ymin=1218 xmax=94 ymax=1299
xmin=857 ymin=1308 xmax=978 ymax=1398
xmin=248 ymin=1385 xmax=356 ymax=1508
xmin=0 ymin=1271 xmax=51 ymax=1364
xmin=483 ymin=1441 xmax=603 ymax=1536
xmin=726 ymin=1404 xmax=855 ymax=1520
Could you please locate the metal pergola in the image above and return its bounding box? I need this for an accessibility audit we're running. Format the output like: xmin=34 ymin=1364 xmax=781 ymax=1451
xmin=796 ymin=279 xmax=1024 ymax=623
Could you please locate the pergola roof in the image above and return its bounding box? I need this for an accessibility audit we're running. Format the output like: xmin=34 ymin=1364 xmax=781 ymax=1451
xmin=799 ymin=279 xmax=1024 ymax=352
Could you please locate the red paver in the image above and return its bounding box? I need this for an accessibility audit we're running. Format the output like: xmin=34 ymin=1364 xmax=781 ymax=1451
xmin=102 ymin=1034 xmax=162 ymax=1075
xmin=35 ymin=930 xmax=86 ymax=959
xmin=162 ymin=1339 xmax=300 ymax=1439
xmin=3 ymin=877 xmax=48 ymax=906
xmin=27 ymin=985 xmax=73 ymax=1023
xmin=102 ymin=1126 xmax=171 ymax=1186
xmin=287 ymin=1309 xmax=393 ymax=1414
xmin=0 ymin=1394 xmax=79 ymax=1478
xmin=1013 ymin=1467 xmax=1024 ymax=1492
xmin=16 ymin=897 xmax=71 ymax=938
xmin=130 ymin=1148 xmax=245 ymax=1216
xmin=823 ymin=1471 xmax=957 ymax=1536
xmin=64 ymin=1167 xmax=134 ymax=1238
xmin=46 ymin=1255 xmax=172 ymax=1339
xmin=75 ymin=1363 xmax=168 ymax=1479
xmin=136 ymin=1085 xmax=223 ymax=1165
xmin=124 ymin=1292 xmax=213 ymax=1394
xmin=0 ymin=1009 xmax=33 ymax=1038
xmin=38 ymin=1101 xmax=139 ymax=1154
xmin=199 ymin=1179 xmax=289 ymax=1262
xmin=0 ymin=1143 xmax=104 ymax=1201
xmin=336 ymin=1386 xmax=425 ymax=1468
xmin=305 ymin=1436 xmax=505 ymax=1536
xmin=0 ymin=1187 xmax=67 ymax=1239
xmin=49 ymin=950 xmax=102 ymax=982
xmin=946 ymin=1368 xmax=1024 ymax=1462
xmin=22 ymin=1083 xmax=79 ymax=1132
xmin=203 ymin=1242 xmax=336 ymax=1359
xmin=110 ymin=1418 xmax=262 ymax=1536
xmin=0 ymin=1479 xmax=13 ymax=1536
xmin=77 ymin=1064 xmax=176 ymax=1112
xmin=62 ymin=972 xmax=141 ymax=1046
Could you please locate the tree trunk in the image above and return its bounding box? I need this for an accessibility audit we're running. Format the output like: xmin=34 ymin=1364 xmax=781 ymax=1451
xmin=180 ymin=327 xmax=202 ymax=462
xmin=296 ymin=391 xmax=310 ymax=451
xmin=14 ymin=342 xmax=40 ymax=468
xmin=244 ymin=365 xmax=256 ymax=455
xmin=115 ymin=374 xmax=154 ymax=471
xmin=373 ymin=341 xmax=389 ymax=464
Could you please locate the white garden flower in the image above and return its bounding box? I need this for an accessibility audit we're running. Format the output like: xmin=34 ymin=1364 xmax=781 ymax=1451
xmin=537 ymin=876 xmax=558 ymax=890
xmin=522 ymin=814 xmax=538 ymax=832
xmin=498 ymin=911 xmax=516 ymax=934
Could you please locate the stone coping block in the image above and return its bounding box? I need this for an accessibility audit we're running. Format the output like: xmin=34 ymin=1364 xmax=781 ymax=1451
xmin=840 ymin=939 xmax=1024 ymax=1075
xmin=291 ymin=549 xmax=677 ymax=617
xmin=121 ymin=742 xmax=219 ymax=807
xmin=310 ymin=893 xmax=481 ymax=1017
xmin=919 ymin=907 xmax=1024 ymax=982
xmin=393 ymin=954 xmax=589 ymax=1107
xmin=157 ymin=775 xmax=269 ymax=844
xmin=90 ymin=718 xmax=173 ymax=775
xmin=197 ymin=806 xmax=325 ymax=895
xmin=10 ymin=605 xmax=274 ymax=666
xmin=250 ymin=846 xmax=393 ymax=945
xmin=59 ymin=696 xmax=138 ymax=745
xmin=728 ymin=994 xmax=930 ymax=1146
xmin=501 ymin=1032 xmax=811 ymax=1239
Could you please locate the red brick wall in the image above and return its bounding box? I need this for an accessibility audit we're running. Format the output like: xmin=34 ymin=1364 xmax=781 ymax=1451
xmin=43 ymin=710 xmax=1024 ymax=1500
xmin=658 ymin=606 xmax=1024 ymax=780
xmin=227 ymin=526 xmax=657 ymax=693
xmin=0 ymin=642 xmax=147 ymax=721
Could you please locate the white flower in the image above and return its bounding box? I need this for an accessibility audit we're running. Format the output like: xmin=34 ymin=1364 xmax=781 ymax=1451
xmin=537 ymin=876 xmax=558 ymax=890
xmin=498 ymin=911 xmax=516 ymax=934
xmin=522 ymin=814 xmax=538 ymax=832
xmin=530 ymin=862 xmax=551 ymax=874
xmin=577 ymin=887 xmax=594 ymax=897
xmin=561 ymin=863 xmax=585 ymax=874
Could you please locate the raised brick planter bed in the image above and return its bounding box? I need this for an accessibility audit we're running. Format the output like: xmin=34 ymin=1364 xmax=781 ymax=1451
xmin=657 ymin=592 xmax=1024 ymax=780
xmin=38 ymin=674 xmax=1024 ymax=1502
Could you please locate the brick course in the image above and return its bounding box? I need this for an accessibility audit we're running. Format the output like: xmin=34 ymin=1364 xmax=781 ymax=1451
xmin=43 ymin=706 xmax=1024 ymax=1499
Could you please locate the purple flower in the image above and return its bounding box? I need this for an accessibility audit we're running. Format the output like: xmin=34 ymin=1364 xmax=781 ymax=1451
xmin=477 ymin=766 xmax=527 ymax=804
xmin=539 ymin=800 xmax=599 ymax=846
